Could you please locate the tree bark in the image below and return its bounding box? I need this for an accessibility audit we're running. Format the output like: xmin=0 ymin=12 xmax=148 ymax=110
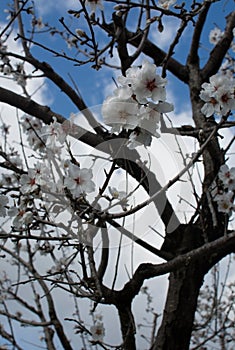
xmin=152 ymin=260 xmax=207 ymax=350
xmin=117 ymin=304 xmax=136 ymax=350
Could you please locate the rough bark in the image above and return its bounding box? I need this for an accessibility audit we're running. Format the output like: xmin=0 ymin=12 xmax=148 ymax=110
xmin=152 ymin=261 xmax=206 ymax=350
xmin=117 ymin=304 xmax=136 ymax=349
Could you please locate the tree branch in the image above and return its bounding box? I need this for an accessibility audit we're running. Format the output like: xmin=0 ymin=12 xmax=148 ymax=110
xmin=117 ymin=230 xmax=235 ymax=302
xmin=201 ymin=10 xmax=235 ymax=81
xmin=187 ymin=1 xmax=211 ymax=65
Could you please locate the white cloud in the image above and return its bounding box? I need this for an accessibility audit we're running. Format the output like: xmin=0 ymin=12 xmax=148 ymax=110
xmin=149 ymin=17 xmax=180 ymax=51
xmin=33 ymin=0 xmax=76 ymax=16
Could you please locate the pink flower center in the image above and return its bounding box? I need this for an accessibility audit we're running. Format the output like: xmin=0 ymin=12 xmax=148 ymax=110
xmin=95 ymin=327 xmax=103 ymax=335
xmin=210 ymin=97 xmax=218 ymax=105
xmin=18 ymin=210 xmax=25 ymax=217
xmin=30 ymin=178 xmax=36 ymax=186
xmin=146 ymin=79 xmax=156 ymax=92
xmin=222 ymin=202 xmax=229 ymax=209
xmin=221 ymin=93 xmax=229 ymax=103
xmin=74 ymin=177 xmax=83 ymax=185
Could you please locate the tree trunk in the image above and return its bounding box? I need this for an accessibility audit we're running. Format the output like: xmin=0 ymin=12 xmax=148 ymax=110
xmin=117 ymin=304 xmax=136 ymax=349
xmin=151 ymin=261 xmax=207 ymax=350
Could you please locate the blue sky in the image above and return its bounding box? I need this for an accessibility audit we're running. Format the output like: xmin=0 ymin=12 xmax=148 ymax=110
xmin=0 ymin=0 xmax=233 ymax=120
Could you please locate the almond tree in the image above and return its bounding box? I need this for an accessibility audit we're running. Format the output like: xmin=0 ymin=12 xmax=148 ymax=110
xmin=0 ymin=0 xmax=234 ymax=349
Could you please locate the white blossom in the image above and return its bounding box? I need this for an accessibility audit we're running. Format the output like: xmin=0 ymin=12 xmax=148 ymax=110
xmin=20 ymin=169 xmax=39 ymax=194
xmin=200 ymin=90 xmax=221 ymax=117
xmin=9 ymin=155 xmax=23 ymax=168
xmin=118 ymin=66 xmax=140 ymax=87
xmin=216 ymin=88 xmax=235 ymax=115
xmin=128 ymin=129 xmax=153 ymax=149
xmin=34 ymin=17 xmax=44 ymax=29
xmin=13 ymin=63 xmax=27 ymax=87
xmin=21 ymin=115 xmax=44 ymax=151
xmin=117 ymin=61 xmax=167 ymax=103
xmin=102 ymin=60 xmax=173 ymax=147
xmin=215 ymin=191 xmax=234 ymax=214
xmin=158 ymin=0 xmax=176 ymax=9
xmin=85 ymin=0 xmax=103 ymax=13
xmin=102 ymin=94 xmax=139 ymax=132
xmin=90 ymin=321 xmax=105 ymax=342
xmin=0 ymin=195 xmax=9 ymax=217
xmin=109 ymin=186 xmax=128 ymax=210
xmin=209 ymin=27 xmax=223 ymax=45
xmin=200 ymin=73 xmax=235 ymax=117
xmin=8 ymin=206 xmax=34 ymax=228
xmin=132 ymin=61 xmax=167 ymax=103
xmin=41 ymin=117 xmax=66 ymax=151
xmin=218 ymin=164 xmax=235 ymax=191
xmin=64 ymin=163 xmax=95 ymax=198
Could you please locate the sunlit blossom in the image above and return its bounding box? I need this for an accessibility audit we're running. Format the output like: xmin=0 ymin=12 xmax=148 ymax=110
xmin=200 ymin=73 xmax=235 ymax=117
xmin=85 ymin=0 xmax=103 ymax=13
xmin=102 ymin=60 xmax=173 ymax=147
xmin=132 ymin=61 xmax=167 ymax=103
xmin=209 ymin=27 xmax=223 ymax=45
xmin=64 ymin=163 xmax=95 ymax=198
xmin=102 ymin=95 xmax=139 ymax=132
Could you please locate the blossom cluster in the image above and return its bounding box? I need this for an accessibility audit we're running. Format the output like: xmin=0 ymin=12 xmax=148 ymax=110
xmin=199 ymin=73 xmax=235 ymax=117
xmin=213 ymin=164 xmax=235 ymax=214
xmin=0 ymin=115 xmax=96 ymax=229
xmin=209 ymin=27 xmax=235 ymax=53
xmin=0 ymin=40 xmax=27 ymax=88
xmin=90 ymin=313 xmax=105 ymax=342
xmin=102 ymin=60 xmax=173 ymax=148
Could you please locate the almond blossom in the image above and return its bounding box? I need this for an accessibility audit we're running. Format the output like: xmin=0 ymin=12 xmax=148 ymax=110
xmin=20 ymin=170 xmax=39 ymax=195
xmin=200 ymin=73 xmax=235 ymax=117
xmin=90 ymin=321 xmax=105 ymax=342
xmin=209 ymin=27 xmax=223 ymax=45
xmin=158 ymin=0 xmax=176 ymax=9
xmin=218 ymin=164 xmax=235 ymax=191
xmin=41 ymin=117 xmax=67 ymax=151
xmin=119 ymin=61 xmax=167 ymax=103
xmin=102 ymin=95 xmax=139 ymax=132
xmin=128 ymin=129 xmax=153 ymax=149
xmin=21 ymin=115 xmax=44 ymax=152
xmin=85 ymin=0 xmax=103 ymax=13
xmin=134 ymin=61 xmax=167 ymax=103
xmin=109 ymin=186 xmax=128 ymax=210
xmin=215 ymin=192 xmax=234 ymax=214
xmin=102 ymin=60 xmax=173 ymax=148
xmin=64 ymin=162 xmax=95 ymax=198
xmin=19 ymin=162 xmax=50 ymax=195
xmin=8 ymin=205 xmax=34 ymax=228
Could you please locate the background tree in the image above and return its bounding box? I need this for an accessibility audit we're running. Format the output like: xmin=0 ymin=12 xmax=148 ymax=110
xmin=0 ymin=0 xmax=234 ymax=349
